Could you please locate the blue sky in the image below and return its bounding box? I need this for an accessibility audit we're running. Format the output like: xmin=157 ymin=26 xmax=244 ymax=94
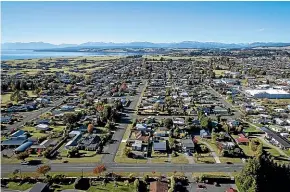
xmin=1 ymin=1 xmax=290 ymax=44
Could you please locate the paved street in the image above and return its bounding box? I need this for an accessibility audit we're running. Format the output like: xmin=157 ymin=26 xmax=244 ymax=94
xmin=4 ymin=97 xmax=67 ymax=131
xmin=1 ymin=163 xmax=243 ymax=176
xmin=101 ymin=81 xmax=147 ymax=163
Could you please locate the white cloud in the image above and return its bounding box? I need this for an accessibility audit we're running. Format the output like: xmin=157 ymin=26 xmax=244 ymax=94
xmin=258 ymin=28 xmax=265 ymax=32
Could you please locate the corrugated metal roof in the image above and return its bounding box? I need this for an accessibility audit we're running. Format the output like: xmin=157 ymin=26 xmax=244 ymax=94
xmin=14 ymin=141 xmax=33 ymax=152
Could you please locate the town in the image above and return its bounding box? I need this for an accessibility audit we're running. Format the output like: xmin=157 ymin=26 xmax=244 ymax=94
xmin=1 ymin=47 xmax=290 ymax=192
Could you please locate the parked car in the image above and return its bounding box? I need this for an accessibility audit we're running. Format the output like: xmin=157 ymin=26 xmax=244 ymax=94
xmin=21 ymin=161 xmax=29 ymax=165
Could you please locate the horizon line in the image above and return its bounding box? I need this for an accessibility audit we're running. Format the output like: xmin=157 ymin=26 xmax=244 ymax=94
xmin=2 ymin=41 xmax=290 ymax=45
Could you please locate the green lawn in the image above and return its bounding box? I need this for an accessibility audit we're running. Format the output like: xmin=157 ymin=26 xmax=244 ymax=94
xmin=192 ymin=172 xmax=233 ymax=179
xmin=55 ymin=149 xmax=102 ymax=163
xmin=214 ymin=70 xmax=227 ymax=76
xmin=53 ymin=182 xmax=136 ymax=192
xmin=1 ymin=93 xmax=12 ymax=104
xmin=202 ymin=139 xmax=242 ymax=163
xmin=7 ymin=182 xmax=34 ymax=191
xmin=22 ymin=126 xmax=48 ymax=138
xmin=51 ymin=125 xmax=65 ymax=132
xmin=114 ymin=143 xmax=147 ymax=163
xmin=194 ymin=154 xmax=216 ymax=164
xmin=239 ymin=144 xmax=255 ymax=157
xmin=171 ymin=153 xmax=189 ymax=164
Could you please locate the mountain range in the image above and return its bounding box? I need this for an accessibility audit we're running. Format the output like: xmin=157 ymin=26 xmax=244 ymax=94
xmin=2 ymin=41 xmax=290 ymax=50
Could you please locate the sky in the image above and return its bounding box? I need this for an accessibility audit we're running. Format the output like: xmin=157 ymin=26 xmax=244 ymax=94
xmin=1 ymin=1 xmax=290 ymax=44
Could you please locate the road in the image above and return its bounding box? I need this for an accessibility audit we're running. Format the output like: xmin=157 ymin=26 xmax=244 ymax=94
xmin=1 ymin=163 xmax=243 ymax=176
xmin=4 ymin=97 xmax=67 ymax=131
xmin=207 ymin=86 xmax=242 ymax=119
xmin=101 ymin=81 xmax=147 ymax=163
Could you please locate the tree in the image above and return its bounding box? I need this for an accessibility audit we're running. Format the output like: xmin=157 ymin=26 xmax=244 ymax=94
xmin=164 ymin=118 xmax=173 ymax=128
xmin=37 ymin=165 xmax=51 ymax=176
xmin=168 ymin=137 xmax=175 ymax=150
xmin=153 ymin=102 xmax=160 ymax=112
xmin=10 ymin=90 xmax=28 ymax=103
xmin=170 ymin=176 xmax=176 ymax=191
xmin=66 ymin=85 xmax=73 ymax=93
xmin=93 ymin=165 xmax=106 ymax=175
xmin=133 ymin=179 xmax=140 ymax=189
xmin=16 ymin=152 xmax=29 ymax=161
xmin=87 ymin=124 xmax=94 ymax=133
xmin=211 ymin=132 xmax=218 ymax=143
xmin=67 ymin=147 xmax=80 ymax=158
xmin=63 ymin=113 xmax=78 ymax=125
xmin=124 ymin=147 xmax=132 ymax=157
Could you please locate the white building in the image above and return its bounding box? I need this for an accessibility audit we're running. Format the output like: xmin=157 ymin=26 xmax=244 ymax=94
xmin=245 ymin=89 xmax=290 ymax=99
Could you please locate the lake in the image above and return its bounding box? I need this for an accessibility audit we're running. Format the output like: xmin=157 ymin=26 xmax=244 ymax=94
xmin=1 ymin=49 xmax=142 ymax=61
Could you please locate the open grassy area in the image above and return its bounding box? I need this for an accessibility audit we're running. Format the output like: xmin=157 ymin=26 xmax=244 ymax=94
xmin=1 ymin=93 xmax=12 ymax=104
xmin=114 ymin=142 xmax=147 ymax=164
xmin=6 ymin=181 xmax=135 ymax=192
xmin=194 ymin=154 xmax=216 ymax=164
xmin=203 ymin=139 xmax=242 ymax=163
xmin=170 ymin=153 xmax=189 ymax=164
xmin=55 ymin=149 xmax=102 ymax=163
xmin=22 ymin=126 xmax=48 ymax=139
xmin=7 ymin=182 xmax=34 ymax=191
xmin=192 ymin=172 xmax=236 ymax=179
xmin=214 ymin=70 xmax=227 ymax=76
xmin=239 ymin=144 xmax=255 ymax=157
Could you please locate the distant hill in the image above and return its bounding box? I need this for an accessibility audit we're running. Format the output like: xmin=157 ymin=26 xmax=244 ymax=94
xmin=2 ymin=41 xmax=290 ymax=50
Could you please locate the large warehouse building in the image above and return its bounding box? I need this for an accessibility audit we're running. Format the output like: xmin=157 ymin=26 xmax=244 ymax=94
xmin=245 ymin=89 xmax=290 ymax=99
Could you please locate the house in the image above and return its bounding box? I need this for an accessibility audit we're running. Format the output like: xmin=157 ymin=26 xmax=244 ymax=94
xmin=173 ymin=118 xmax=185 ymax=126
xmin=134 ymin=131 xmax=150 ymax=143
xmin=153 ymin=141 xmax=167 ymax=152
xmin=36 ymin=119 xmax=50 ymax=125
xmin=14 ymin=141 xmax=33 ymax=153
xmin=35 ymin=124 xmax=49 ymax=131
xmin=29 ymin=182 xmax=49 ymax=192
xmin=274 ymin=108 xmax=286 ymax=113
xmin=65 ymin=131 xmax=82 ymax=149
xmin=200 ymin=129 xmax=210 ymax=138
xmin=132 ymin=140 xmax=143 ymax=151
xmin=149 ymin=181 xmax=168 ymax=192
xmin=235 ymin=134 xmax=249 ymax=145
xmin=35 ymin=98 xmax=50 ymax=104
xmin=30 ymin=139 xmax=58 ymax=153
xmin=214 ymin=106 xmax=228 ymax=115
xmin=1 ymin=138 xmax=27 ymax=149
xmin=1 ymin=116 xmax=12 ymax=124
xmin=181 ymin=139 xmax=195 ymax=152
xmin=78 ymin=134 xmax=100 ymax=151
xmin=154 ymin=130 xmax=169 ymax=137
xmin=218 ymin=142 xmax=235 ymax=150
xmin=10 ymin=130 xmax=27 ymax=139
xmin=60 ymin=105 xmax=75 ymax=111
xmin=274 ymin=118 xmax=286 ymax=126
xmin=136 ymin=123 xmax=150 ymax=131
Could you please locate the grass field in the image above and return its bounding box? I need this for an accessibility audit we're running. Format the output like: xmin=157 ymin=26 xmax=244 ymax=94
xmin=6 ymin=181 xmax=135 ymax=192
xmin=56 ymin=149 xmax=102 ymax=163
xmin=194 ymin=154 xmax=216 ymax=164
xmin=214 ymin=70 xmax=227 ymax=76
xmin=7 ymin=182 xmax=34 ymax=191
xmin=1 ymin=93 xmax=12 ymax=104
xmin=171 ymin=153 xmax=189 ymax=164
xmin=202 ymin=139 xmax=242 ymax=163
xmin=22 ymin=126 xmax=48 ymax=139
